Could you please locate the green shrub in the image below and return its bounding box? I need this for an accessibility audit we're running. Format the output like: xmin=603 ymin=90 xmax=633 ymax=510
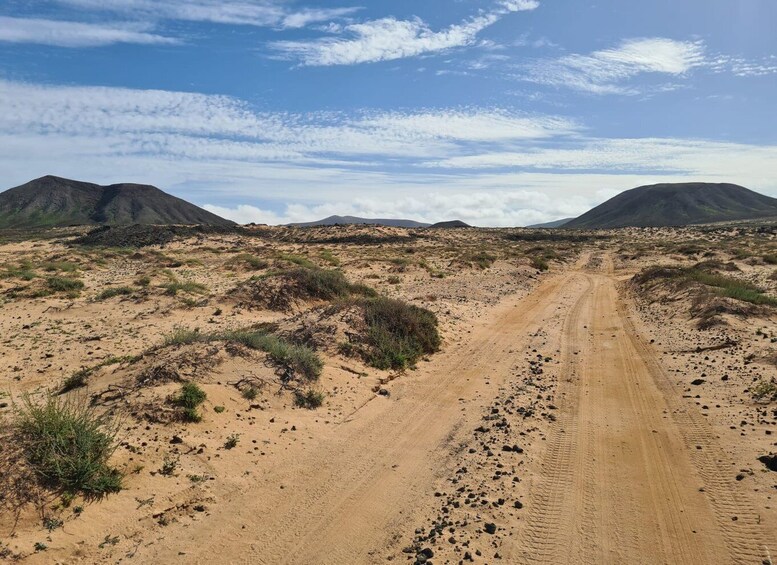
xmin=294 ymin=388 xmax=325 ymax=409
xmin=241 ymin=387 xmax=258 ymax=401
xmin=46 ymin=276 xmax=84 ymax=292
xmin=97 ymin=286 xmax=133 ymax=300
xmin=357 ymin=296 xmax=440 ymax=370
xmin=175 ymin=382 xmax=207 ymax=422
xmin=387 ymin=275 xmax=401 ymax=284
xmin=14 ymin=394 xmax=122 ymax=495
xmin=176 ymin=382 xmax=207 ymax=409
xmin=224 ymin=434 xmax=240 ymax=449
xmin=471 ymin=251 xmax=496 ymax=269
xmin=531 ymin=256 xmax=549 ymax=271
xmin=278 ymin=253 xmax=316 ymax=268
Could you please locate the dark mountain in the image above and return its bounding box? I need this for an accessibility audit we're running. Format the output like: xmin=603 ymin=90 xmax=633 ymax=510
xmin=428 ymin=220 xmax=471 ymax=228
xmin=526 ymin=217 xmax=574 ymax=229
xmin=290 ymin=215 xmax=430 ymax=228
xmin=0 ymin=175 xmax=234 ymax=229
xmin=565 ymin=183 xmax=777 ymax=229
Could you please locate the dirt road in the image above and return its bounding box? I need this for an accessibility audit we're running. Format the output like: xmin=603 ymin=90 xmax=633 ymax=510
xmin=131 ymin=257 xmax=773 ymax=564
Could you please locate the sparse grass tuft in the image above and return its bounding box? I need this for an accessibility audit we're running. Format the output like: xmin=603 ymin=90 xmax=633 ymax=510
xmin=60 ymin=368 xmax=92 ymax=393
xmin=96 ymin=286 xmax=133 ymax=300
xmin=634 ymin=266 xmax=777 ymax=307
xmin=235 ymin=253 xmax=269 ymax=270
xmin=14 ymin=394 xmax=122 ymax=495
xmin=42 ymin=261 xmax=79 ymax=273
xmin=164 ymin=326 xmax=201 ymax=346
xmin=161 ymin=280 xmax=208 ymax=296
xmin=294 ymin=388 xmax=325 ymax=409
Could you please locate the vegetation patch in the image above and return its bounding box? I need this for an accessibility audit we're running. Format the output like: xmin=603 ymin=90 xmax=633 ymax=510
xmin=12 ymin=394 xmax=122 ymax=496
xmin=174 ymin=382 xmax=207 ymax=422
xmin=46 ymin=276 xmax=84 ymax=293
xmin=233 ymin=265 xmax=375 ymax=311
xmin=634 ymin=266 xmax=777 ymax=307
xmin=160 ymin=326 xmax=323 ymax=382
xmin=349 ymin=296 xmax=441 ymax=370
xmin=294 ymin=388 xmax=325 ymax=409
xmin=96 ymin=286 xmax=134 ymax=300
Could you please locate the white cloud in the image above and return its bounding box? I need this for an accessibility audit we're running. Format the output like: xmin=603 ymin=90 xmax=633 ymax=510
xmin=1 ymin=78 xmax=777 ymax=227
xmin=271 ymin=1 xmax=538 ymax=66
xmin=0 ymin=16 xmax=177 ymax=47
xmin=523 ymin=38 xmax=707 ymax=94
xmin=54 ymin=0 xmax=359 ymax=29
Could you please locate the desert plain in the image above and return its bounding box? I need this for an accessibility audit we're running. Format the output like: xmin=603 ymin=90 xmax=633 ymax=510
xmin=0 ymin=223 xmax=776 ymax=564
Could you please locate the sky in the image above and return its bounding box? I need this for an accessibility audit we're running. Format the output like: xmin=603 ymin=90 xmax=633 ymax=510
xmin=0 ymin=0 xmax=775 ymax=226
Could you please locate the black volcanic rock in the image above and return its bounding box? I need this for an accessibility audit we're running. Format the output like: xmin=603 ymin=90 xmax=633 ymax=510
xmin=565 ymin=182 xmax=777 ymax=229
xmin=0 ymin=175 xmax=234 ymax=228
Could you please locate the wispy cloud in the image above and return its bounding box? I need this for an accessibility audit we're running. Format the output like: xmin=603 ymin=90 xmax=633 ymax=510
xmin=522 ymin=38 xmax=706 ymax=94
xmin=1 ymin=78 xmax=776 ymax=227
xmin=53 ymin=0 xmax=360 ymax=29
xmin=270 ymin=1 xmax=539 ymax=66
xmin=0 ymin=16 xmax=178 ymax=47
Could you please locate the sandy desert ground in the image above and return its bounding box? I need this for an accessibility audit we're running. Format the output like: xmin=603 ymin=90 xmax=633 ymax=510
xmin=0 ymin=224 xmax=775 ymax=564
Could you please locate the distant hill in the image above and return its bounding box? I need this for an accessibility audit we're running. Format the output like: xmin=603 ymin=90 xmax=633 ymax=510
xmin=289 ymin=215 xmax=430 ymax=228
xmin=0 ymin=175 xmax=234 ymax=229
xmin=565 ymin=183 xmax=777 ymax=229
xmin=429 ymin=220 xmax=471 ymax=228
xmin=526 ymin=218 xmax=574 ymax=229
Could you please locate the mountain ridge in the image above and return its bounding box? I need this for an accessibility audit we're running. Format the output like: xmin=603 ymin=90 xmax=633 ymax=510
xmin=565 ymin=182 xmax=777 ymax=229
xmin=0 ymin=176 xmax=234 ymax=228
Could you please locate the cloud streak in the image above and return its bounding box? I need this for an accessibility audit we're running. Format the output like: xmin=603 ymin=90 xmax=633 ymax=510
xmin=53 ymin=0 xmax=360 ymax=29
xmin=271 ymin=1 xmax=538 ymax=66
xmin=522 ymin=38 xmax=706 ymax=94
xmin=0 ymin=16 xmax=178 ymax=47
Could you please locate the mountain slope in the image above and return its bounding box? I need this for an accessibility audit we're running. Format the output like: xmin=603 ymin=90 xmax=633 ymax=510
xmin=526 ymin=217 xmax=574 ymax=229
xmin=429 ymin=220 xmax=471 ymax=228
xmin=0 ymin=176 xmax=233 ymax=228
xmin=565 ymin=183 xmax=777 ymax=229
xmin=289 ymin=215 xmax=430 ymax=228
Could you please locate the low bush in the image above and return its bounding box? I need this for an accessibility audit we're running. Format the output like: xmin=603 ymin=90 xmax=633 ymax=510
xmin=356 ymin=296 xmax=440 ymax=370
xmin=164 ymin=326 xmax=201 ymax=346
xmin=752 ymin=379 xmax=777 ymax=402
xmin=46 ymin=276 xmax=84 ymax=293
xmin=14 ymin=394 xmax=122 ymax=495
xmin=531 ymin=256 xmax=549 ymax=271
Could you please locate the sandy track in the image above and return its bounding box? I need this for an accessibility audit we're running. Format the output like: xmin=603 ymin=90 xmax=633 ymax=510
xmin=515 ymin=260 xmax=771 ymax=564
xmin=130 ymin=272 xmax=577 ymax=564
xmin=129 ymin=258 xmax=772 ymax=564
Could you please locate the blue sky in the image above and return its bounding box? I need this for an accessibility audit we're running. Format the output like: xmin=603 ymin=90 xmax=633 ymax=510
xmin=0 ymin=0 xmax=775 ymax=225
